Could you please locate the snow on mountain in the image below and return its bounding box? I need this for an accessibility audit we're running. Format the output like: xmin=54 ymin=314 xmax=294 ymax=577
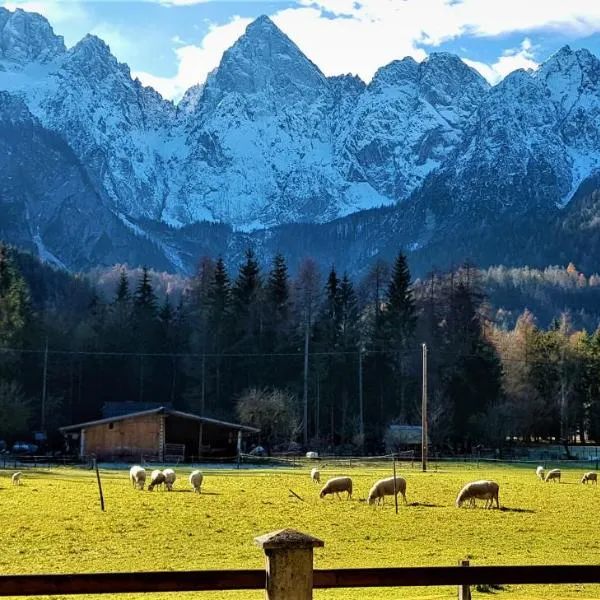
xmin=0 ymin=90 xmax=173 ymax=272
xmin=337 ymin=53 xmax=489 ymax=201
xmin=535 ymin=46 xmax=600 ymax=205
xmin=4 ymin=8 xmax=600 ymax=275
xmin=0 ymin=8 xmax=64 ymax=64
xmin=169 ymin=15 xmax=391 ymax=229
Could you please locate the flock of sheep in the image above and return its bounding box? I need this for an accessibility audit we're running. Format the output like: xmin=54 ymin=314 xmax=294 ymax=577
xmin=129 ymin=466 xmax=204 ymax=493
xmin=311 ymin=468 xmax=498 ymax=508
xmin=7 ymin=462 xmax=599 ymax=510
xmin=311 ymin=464 xmax=598 ymax=509
xmin=536 ymin=465 xmax=597 ymax=484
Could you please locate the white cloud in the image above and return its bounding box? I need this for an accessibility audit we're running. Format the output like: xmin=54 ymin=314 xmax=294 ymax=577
xmin=464 ymin=39 xmax=539 ymax=85
xmin=133 ymin=15 xmax=252 ymax=101
xmin=108 ymin=0 xmax=600 ymax=100
xmin=1 ymin=0 xmax=87 ymax=24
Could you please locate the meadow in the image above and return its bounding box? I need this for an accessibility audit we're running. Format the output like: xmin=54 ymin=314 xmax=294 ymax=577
xmin=0 ymin=462 xmax=598 ymax=600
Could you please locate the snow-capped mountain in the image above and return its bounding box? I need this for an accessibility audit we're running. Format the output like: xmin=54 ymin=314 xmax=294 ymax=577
xmin=2 ymin=7 xmax=600 ymax=276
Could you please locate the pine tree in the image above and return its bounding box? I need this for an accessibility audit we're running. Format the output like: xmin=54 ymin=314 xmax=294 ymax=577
xmin=207 ymin=257 xmax=232 ymax=410
xmin=114 ymin=269 xmax=131 ymax=304
xmin=232 ymin=248 xmax=262 ymax=338
xmin=264 ymin=252 xmax=291 ymax=353
xmin=134 ymin=267 xmax=158 ymax=316
xmin=0 ymin=243 xmax=31 ymax=348
xmin=438 ymin=265 xmax=503 ymax=449
xmin=381 ymin=252 xmax=417 ymax=422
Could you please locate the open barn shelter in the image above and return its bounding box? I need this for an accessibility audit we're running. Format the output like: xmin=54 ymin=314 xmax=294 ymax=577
xmin=60 ymin=407 xmax=259 ymax=462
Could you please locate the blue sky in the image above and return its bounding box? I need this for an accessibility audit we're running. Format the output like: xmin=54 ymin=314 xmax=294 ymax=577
xmin=3 ymin=0 xmax=600 ymax=101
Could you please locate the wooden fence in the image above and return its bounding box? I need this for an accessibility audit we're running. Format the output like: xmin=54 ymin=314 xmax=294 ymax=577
xmin=0 ymin=529 xmax=598 ymax=599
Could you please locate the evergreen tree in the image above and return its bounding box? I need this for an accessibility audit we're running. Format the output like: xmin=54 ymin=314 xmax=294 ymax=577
xmin=231 ymin=248 xmax=262 ymax=347
xmin=381 ymin=252 xmax=417 ymax=422
xmin=0 ymin=243 xmax=31 ymax=348
xmin=438 ymin=265 xmax=503 ymax=449
xmin=114 ymin=269 xmax=131 ymax=305
xmin=132 ymin=267 xmax=159 ymax=404
xmin=207 ymin=257 xmax=232 ymax=411
xmin=264 ymin=252 xmax=291 ymax=352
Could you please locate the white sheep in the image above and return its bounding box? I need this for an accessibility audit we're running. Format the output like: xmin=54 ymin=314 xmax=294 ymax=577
xmin=456 ymin=480 xmax=500 ymax=509
xmin=306 ymin=451 xmax=319 ymax=459
xmin=368 ymin=476 xmax=407 ymax=506
xmin=162 ymin=468 xmax=176 ymax=491
xmin=581 ymin=471 xmax=597 ymax=484
xmin=129 ymin=465 xmax=146 ymax=490
xmin=319 ymin=476 xmax=352 ymax=500
xmin=536 ymin=466 xmax=545 ymax=480
xmin=148 ymin=469 xmax=166 ymax=491
xmin=11 ymin=472 xmax=21 ymax=486
xmin=310 ymin=467 xmax=321 ymax=484
xmin=189 ymin=470 xmax=203 ymax=493
xmin=545 ymin=469 xmax=561 ymax=483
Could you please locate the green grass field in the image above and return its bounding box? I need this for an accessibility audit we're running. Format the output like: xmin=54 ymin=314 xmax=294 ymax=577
xmin=0 ymin=462 xmax=598 ymax=600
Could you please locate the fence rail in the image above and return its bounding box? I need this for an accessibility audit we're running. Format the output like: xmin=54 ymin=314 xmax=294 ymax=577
xmin=0 ymin=564 xmax=599 ymax=597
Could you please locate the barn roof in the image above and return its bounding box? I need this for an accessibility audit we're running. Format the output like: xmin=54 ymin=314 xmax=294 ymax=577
xmin=59 ymin=406 xmax=259 ymax=434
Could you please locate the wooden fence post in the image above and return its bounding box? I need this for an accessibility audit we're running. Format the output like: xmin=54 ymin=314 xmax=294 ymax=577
xmin=458 ymin=559 xmax=471 ymax=600
xmin=255 ymin=529 xmax=324 ymax=600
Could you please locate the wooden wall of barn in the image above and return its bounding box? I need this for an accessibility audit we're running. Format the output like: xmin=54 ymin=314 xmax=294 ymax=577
xmin=83 ymin=415 xmax=161 ymax=459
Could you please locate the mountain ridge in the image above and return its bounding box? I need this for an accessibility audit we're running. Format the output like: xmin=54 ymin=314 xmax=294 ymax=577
xmin=1 ymin=8 xmax=600 ymax=276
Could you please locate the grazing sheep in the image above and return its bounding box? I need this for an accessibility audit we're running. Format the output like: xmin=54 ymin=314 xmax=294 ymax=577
xmin=319 ymin=476 xmax=352 ymax=500
xmin=148 ymin=469 xmax=166 ymax=491
xmin=545 ymin=469 xmax=561 ymax=483
xmin=189 ymin=470 xmax=203 ymax=493
xmin=162 ymin=468 xmax=176 ymax=491
xmin=368 ymin=476 xmax=407 ymax=506
xmin=456 ymin=480 xmax=500 ymax=509
xmin=536 ymin=466 xmax=545 ymax=480
xmin=129 ymin=465 xmax=146 ymax=490
xmin=581 ymin=472 xmax=597 ymax=484
xmin=306 ymin=451 xmax=319 ymax=459
xmin=310 ymin=468 xmax=321 ymax=484
xmin=11 ymin=472 xmax=21 ymax=486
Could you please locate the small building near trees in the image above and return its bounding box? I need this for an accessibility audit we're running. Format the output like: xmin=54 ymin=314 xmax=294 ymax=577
xmin=60 ymin=406 xmax=259 ymax=462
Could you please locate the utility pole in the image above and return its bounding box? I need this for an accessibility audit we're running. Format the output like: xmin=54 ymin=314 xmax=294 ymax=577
xmin=303 ymin=319 xmax=309 ymax=445
xmin=421 ymin=343 xmax=428 ymax=472
xmin=201 ymin=352 xmax=206 ymax=415
xmin=358 ymin=348 xmax=364 ymax=447
xmin=41 ymin=337 xmax=48 ymax=433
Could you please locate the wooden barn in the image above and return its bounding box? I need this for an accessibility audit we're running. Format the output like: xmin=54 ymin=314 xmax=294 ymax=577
xmin=60 ymin=406 xmax=259 ymax=462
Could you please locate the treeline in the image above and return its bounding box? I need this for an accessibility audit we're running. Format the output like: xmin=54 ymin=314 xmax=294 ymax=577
xmin=1 ymin=241 xmax=600 ymax=453
xmin=483 ymin=263 xmax=600 ymax=330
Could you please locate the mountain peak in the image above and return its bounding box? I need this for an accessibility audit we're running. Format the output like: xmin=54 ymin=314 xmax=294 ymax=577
xmin=75 ymin=34 xmax=112 ymax=55
xmin=245 ymin=15 xmax=280 ymax=35
xmin=67 ymin=34 xmax=129 ymax=79
xmin=0 ymin=7 xmax=65 ymax=64
xmin=200 ymin=12 xmax=326 ymax=109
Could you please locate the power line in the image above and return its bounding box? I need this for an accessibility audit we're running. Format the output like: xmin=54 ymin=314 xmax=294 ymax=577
xmin=0 ymin=344 xmax=598 ymax=368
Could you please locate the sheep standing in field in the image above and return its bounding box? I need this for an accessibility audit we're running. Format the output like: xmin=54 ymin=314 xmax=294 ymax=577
xmin=581 ymin=472 xmax=597 ymax=484
xmin=319 ymin=476 xmax=352 ymax=500
xmin=368 ymin=476 xmax=407 ymax=506
xmin=310 ymin=467 xmax=320 ymax=484
xmin=456 ymin=480 xmax=500 ymax=509
xmin=129 ymin=465 xmax=146 ymax=490
xmin=148 ymin=469 xmax=166 ymax=491
xmin=162 ymin=468 xmax=176 ymax=491
xmin=536 ymin=466 xmax=545 ymax=480
xmin=189 ymin=470 xmax=203 ymax=493
xmin=11 ymin=472 xmax=21 ymax=486
xmin=545 ymin=469 xmax=561 ymax=483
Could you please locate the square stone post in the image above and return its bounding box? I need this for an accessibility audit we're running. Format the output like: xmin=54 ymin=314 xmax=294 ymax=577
xmin=255 ymin=529 xmax=324 ymax=600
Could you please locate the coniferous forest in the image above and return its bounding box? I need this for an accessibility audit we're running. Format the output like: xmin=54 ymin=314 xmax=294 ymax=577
xmin=2 ymin=240 xmax=600 ymax=454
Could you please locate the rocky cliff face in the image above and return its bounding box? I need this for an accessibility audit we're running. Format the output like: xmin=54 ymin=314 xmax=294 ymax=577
xmin=1 ymin=8 xmax=600 ymax=275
